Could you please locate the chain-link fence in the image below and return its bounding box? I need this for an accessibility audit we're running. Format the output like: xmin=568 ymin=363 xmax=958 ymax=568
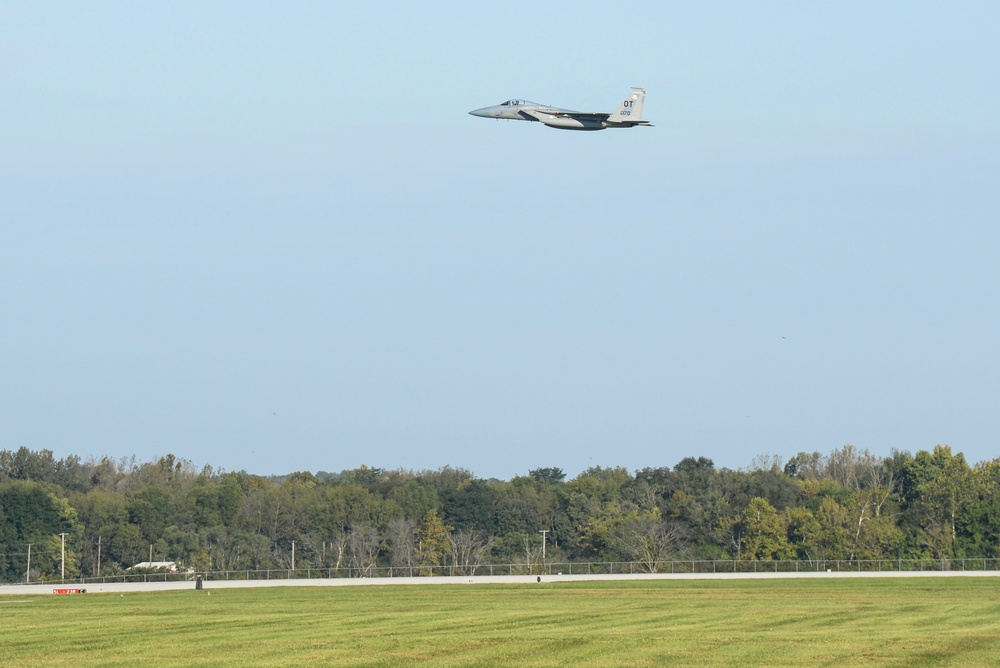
xmin=10 ymin=557 xmax=999 ymax=586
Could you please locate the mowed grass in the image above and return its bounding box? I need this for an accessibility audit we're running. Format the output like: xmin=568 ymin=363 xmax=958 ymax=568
xmin=3 ymin=578 xmax=1000 ymax=667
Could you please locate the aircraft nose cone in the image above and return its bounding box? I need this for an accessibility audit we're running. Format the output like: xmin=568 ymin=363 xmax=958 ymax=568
xmin=469 ymin=107 xmax=491 ymax=118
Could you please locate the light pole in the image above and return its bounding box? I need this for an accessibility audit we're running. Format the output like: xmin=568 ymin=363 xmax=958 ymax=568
xmin=539 ymin=530 xmax=549 ymax=564
xmin=26 ymin=543 xmax=31 ymax=584
xmin=58 ymin=533 xmax=69 ymax=582
xmin=291 ymin=541 xmax=296 ymax=571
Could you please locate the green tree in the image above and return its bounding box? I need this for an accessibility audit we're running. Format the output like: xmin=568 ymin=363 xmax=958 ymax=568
xmin=853 ymin=514 xmax=903 ymax=560
xmin=441 ymin=479 xmax=496 ymax=533
xmin=575 ymin=499 xmax=633 ymax=560
xmin=730 ymin=497 xmax=790 ymax=560
xmin=70 ymin=489 xmax=129 ymax=576
xmin=529 ymin=468 xmax=566 ymax=484
xmin=808 ymin=496 xmax=852 ymax=560
xmin=128 ymin=486 xmax=175 ymax=543
xmin=902 ymin=446 xmax=976 ymax=558
xmin=0 ymin=447 xmax=57 ymax=482
xmin=783 ymin=506 xmax=819 ymax=560
xmin=960 ymin=461 xmax=1000 ymax=557
xmin=416 ymin=509 xmax=452 ymax=573
xmin=0 ymin=481 xmax=80 ymax=581
xmin=388 ymin=479 xmax=439 ymax=522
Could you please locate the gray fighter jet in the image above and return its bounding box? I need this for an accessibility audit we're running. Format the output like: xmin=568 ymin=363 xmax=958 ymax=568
xmin=469 ymin=87 xmax=651 ymax=131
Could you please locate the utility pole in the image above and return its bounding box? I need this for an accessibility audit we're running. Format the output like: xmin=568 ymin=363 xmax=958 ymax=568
xmin=149 ymin=544 xmax=153 ymax=564
xmin=291 ymin=541 xmax=296 ymax=571
xmin=26 ymin=543 xmax=31 ymax=584
xmin=539 ymin=530 xmax=549 ymax=563
xmin=58 ymin=533 xmax=69 ymax=582
xmin=97 ymin=535 xmax=102 ymax=577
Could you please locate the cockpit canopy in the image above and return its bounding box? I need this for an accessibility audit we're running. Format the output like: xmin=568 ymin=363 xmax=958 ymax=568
xmin=500 ymin=99 xmax=536 ymax=106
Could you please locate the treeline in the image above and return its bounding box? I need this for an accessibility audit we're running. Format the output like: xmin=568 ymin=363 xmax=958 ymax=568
xmin=1 ymin=445 xmax=999 ymax=582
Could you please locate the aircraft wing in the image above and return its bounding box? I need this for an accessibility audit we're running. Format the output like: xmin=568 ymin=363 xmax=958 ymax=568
xmin=520 ymin=109 xmax=610 ymax=122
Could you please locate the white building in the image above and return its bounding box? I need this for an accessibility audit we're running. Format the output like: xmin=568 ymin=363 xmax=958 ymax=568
xmin=129 ymin=561 xmax=178 ymax=571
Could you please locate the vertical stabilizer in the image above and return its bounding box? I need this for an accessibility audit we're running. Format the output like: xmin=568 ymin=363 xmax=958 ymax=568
xmin=606 ymin=87 xmax=648 ymax=126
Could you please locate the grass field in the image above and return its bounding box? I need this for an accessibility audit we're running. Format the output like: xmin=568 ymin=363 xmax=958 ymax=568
xmin=3 ymin=578 xmax=999 ymax=666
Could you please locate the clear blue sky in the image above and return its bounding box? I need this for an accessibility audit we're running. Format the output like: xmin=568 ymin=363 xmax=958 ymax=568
xmin=2 ymin=2 xmax=998 ymax=479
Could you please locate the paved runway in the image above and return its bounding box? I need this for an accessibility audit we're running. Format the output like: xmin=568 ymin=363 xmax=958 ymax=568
xmin=3 ymin=569 xmax=999 ymax=596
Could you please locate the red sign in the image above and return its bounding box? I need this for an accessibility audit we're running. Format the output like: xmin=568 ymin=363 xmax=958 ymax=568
xmin=52 ymin=588 xmax=86 ymax=595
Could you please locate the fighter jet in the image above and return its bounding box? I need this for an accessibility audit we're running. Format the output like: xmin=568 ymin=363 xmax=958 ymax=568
xmin=469 ymin=88 xmax=651 ymax=131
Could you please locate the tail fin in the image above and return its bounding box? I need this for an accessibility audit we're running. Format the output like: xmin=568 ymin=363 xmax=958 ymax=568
xmin=606 ymin=87 xmax=651 ymax=127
